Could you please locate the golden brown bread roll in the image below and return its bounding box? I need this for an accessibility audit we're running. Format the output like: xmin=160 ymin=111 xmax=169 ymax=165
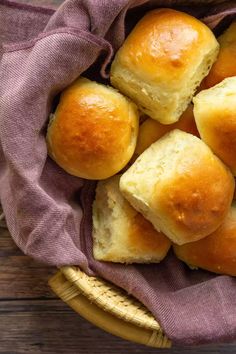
xmin=193 ymin=77 xmax=236 ymax=176
xmin=110 ymin=9 xmax=219 ymax=124
xmin=47 ymin=77 xmax=139 ymax=180
xmin=173 ymin=203 xmax=236 ymax=276
xmin=134 ymin=104 xmax=199 ymax=157
xmin=120 ymin=130 xmax=235 ymax=245
xmin=201 ymin=21 xmax=236 ymax=89
xmin=92 ymin=175 xmax=171 ymax=263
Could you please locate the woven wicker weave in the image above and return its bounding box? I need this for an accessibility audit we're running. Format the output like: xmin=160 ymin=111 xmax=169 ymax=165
xmin=49 ymin=267 xmax=171 ymax=348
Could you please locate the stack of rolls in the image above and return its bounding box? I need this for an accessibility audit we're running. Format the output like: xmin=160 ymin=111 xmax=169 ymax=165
xmin=46 ymin=8 xmax=236 ymax=276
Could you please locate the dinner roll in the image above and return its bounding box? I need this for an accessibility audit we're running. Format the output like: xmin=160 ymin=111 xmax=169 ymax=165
xmin=120 ymin=130 xmax=234 ymax=245
xmin=194 ymin=77 xmax=236 ymax=176
xmin=201 ymin=21 xmax=236 ymax=89
xmin=47 ymin=77 xmax=139 ymax=180
xmin=93 ymin=175 xmax=171 ymax=263
xmin=134 ymin=104 xmax=199 ymax=157
xmin=110 ymin=9 xmax=219 ymax=124
xmin=173 ymin=203 xmax=236 ymax=276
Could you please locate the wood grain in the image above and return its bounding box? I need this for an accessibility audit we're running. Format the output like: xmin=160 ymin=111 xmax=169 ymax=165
xmin=0 ymin=298 xmax=235 ymax=354
xmin=1 ymin=228 xmax=236 ymax=353
xmin=0 ymin=227 xmax=55 ymax=299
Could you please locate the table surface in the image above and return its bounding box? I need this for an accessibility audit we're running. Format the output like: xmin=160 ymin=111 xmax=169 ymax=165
xmin=1 ymin=0 xmax=235 ymax=353
xmin=1 ymin=225 xmax=236 ymax=354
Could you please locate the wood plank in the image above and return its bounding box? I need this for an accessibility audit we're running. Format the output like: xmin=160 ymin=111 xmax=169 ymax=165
xmin=0 ymin=227 xmax=55 ymax=299
xmin=0 ymin=227 xmax=25 ymax=255
xmin=0 ymin=299 xmax=235 ymax=354
xmin=1 ymin=230 xmax=235 ymax=353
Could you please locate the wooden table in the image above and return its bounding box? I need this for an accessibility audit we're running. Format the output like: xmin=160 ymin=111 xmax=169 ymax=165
xmin=0 ymin=225 xmax=235 ymax=354
xmin=0 ymin=225 xmax=235 ymax=353
xmin=0 ymin=0 xmax=235 ymax=353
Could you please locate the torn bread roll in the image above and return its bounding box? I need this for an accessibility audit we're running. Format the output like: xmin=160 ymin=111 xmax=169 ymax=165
xmin=92 ymin=175 xmax=171 ymax=263
xmin=120 ymin=130 xmax=234 ymax=245
xmin=173 ymin=203 xmax=236 ymax=276
xmin=110 ymin=8 xmax=219 ymax=124
xmin=194 ymin=76 xmax=236 ymax=176
xmin=47 ymin=77 xmax=139 ymax=180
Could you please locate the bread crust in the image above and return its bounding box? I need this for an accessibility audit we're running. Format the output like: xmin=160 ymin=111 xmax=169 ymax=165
xmin=201 ymin=21 xmax=236 ymax=89
xmin=173 ymin=204 xmax=236 ymax=276
xmin=194 ymin=77 xmax=236 ymax=176
xmin=111 ymin=8 xmax=219 ymax=124
xmin=120 ymin=130 xmax=235 ymax=245
xmin=92 ymin=176 xmax=171 ymax=263
xmin=134 ymin=104 xmax=199 ymax=157
xmin=47 ymin=78 xmax=139 ymax=179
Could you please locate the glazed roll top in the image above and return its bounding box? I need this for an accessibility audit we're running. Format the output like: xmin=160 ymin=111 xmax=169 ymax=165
xmin=110 ymin=8 xmax=219 ymax=124
xmin=46 ymin=78 xmax=139 ymax=180
xmin=120 ymin=130 xmax=235 ymax=245
xmin=173 ymin=203 xmax=236 ymax=276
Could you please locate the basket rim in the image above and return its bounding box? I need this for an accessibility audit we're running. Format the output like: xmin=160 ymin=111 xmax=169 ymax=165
xmin=60 ymin=266 xmax=163 ymax=332
xmin=49 ymin=269 xmax=172 ymax=348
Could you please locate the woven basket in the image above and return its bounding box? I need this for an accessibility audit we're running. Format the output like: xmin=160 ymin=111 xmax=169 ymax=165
xmin=49 ymin=266 xmax=171 ymax=348
xmin=48 ymin=0 xmax=231 ymax=348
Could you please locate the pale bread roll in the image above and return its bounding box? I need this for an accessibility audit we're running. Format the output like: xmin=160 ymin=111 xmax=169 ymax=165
xmin=194 ymin=76 xmax=236 ymax=176
xmin=110 ymin=8 xmax=219 ymax=124
xmin=47 ymin=77 xmax=139 ymax=180
xmin=173 ymin=203 xmax=236 ymax=276
xmin=120 ymin=130 xmax=234 ymax=245
xmin=92 ymin=176 xmax=171 ymax=263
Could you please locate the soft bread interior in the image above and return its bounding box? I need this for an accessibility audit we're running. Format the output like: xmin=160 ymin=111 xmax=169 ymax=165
xmin=92 ymin=176 xmax=171 ymax=263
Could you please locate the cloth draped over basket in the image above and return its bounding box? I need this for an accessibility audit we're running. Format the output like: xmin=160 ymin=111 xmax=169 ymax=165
xmin=0 ymin=0 xmax=236 ymax=346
